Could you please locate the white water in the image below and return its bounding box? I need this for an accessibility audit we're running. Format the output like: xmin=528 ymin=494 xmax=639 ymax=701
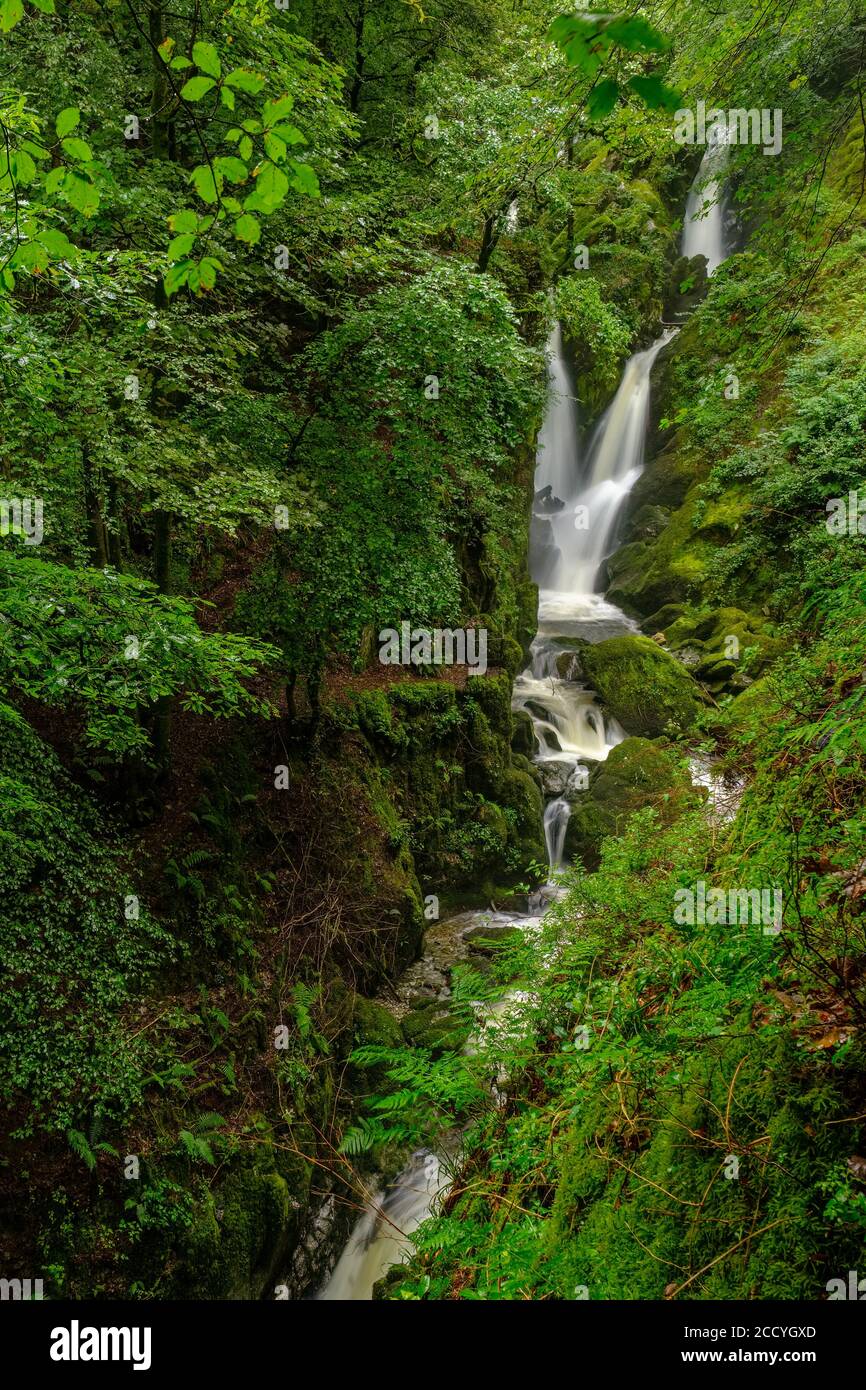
xmin=317 ymin=1152 xmax=446 ymax=1301
xmin=315 ymin=154 xmax=730 ymax=1302
xmin=680 ymin=128 xmax=732 ymax=275
xmin=516 ymin=324 xmax=674 ymax=859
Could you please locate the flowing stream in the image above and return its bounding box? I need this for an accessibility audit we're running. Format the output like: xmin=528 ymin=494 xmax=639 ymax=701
xmin=314 ymin=151 xmax=732 ymax=1302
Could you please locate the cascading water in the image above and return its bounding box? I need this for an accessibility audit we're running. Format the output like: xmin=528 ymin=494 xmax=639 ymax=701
xmin=680 ymin=126 xmax=732 ymax=275
xmin=516 ymin=139 xmax=731 ymax=872
xmin=515 ymin=326 xmax=673 ymax=863
xmin=317 ymin=1152 xmax=446 ymax=1301
xmin=313 ymin=152 xmax=731 ymax=1302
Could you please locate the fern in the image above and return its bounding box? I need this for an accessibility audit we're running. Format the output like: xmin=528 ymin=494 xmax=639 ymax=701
xmin=66 ymin=1128 xmax=97 ymax=1170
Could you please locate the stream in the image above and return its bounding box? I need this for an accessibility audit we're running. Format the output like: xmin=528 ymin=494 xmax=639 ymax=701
xmin=314 ymin=141 xmax=733 ymax=1301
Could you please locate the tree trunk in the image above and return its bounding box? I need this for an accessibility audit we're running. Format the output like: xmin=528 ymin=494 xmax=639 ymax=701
xmin=82 ymin=448 xmax=108 ymax=567
xmin=148 ymin=0 xmax=169 ymax=160
xmin=348 ymin=1 xmax=367 ymax=113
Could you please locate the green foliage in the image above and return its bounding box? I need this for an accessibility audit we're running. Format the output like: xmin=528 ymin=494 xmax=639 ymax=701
xmin=0 ymin=555 xmax=278 ymax=754
xmin=0 ymin=703 xmax=176 ymax=1136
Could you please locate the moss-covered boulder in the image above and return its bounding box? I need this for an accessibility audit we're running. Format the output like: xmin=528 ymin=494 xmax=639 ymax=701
xmin=564 ymin=737 xmax=699 ymax=868
xmin=511 ymin=708 xmax=536 ymax=756
xmin=664 ymin=606 xmax=784 ymax=690
xmin=577 ymin=634 xmax=707 ymax=737
xmin=401 ymin=1001 xmax=469 ymax=1053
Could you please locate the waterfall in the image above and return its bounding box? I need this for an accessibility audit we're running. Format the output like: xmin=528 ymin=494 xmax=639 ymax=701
xmin=515 ymin=140 xmax=730 ymax=874
xmin=681 ymin=127 xmax=732 ymax=275
xmin=316 ymin=156 xmax=733 ymax=1300
xmin=533 ymin=320 xmax=580 ymax=509
xmin=514 ymin=327 xmax=672 ymax=865
xmin=317 ymin=1152 xmax=446 ymax=1301
xmin=553 ymin=331 xmax=676 ymax=595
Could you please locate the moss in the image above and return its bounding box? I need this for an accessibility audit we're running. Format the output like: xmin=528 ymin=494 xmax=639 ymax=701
xmin=177 ymin=1155 xmax=301 ymax=1300
xmin=563 ymin=736 xmax=698 ymax=867
xmin=390 ymin=681 xmax=457 ymax=713
xmin=577 ymin=634 xmax=707 ymax=737
xmin=511 ymin=708 xmax=536 ymax=756
xmin=401 ymin=1001 xmax=469 ymax=1053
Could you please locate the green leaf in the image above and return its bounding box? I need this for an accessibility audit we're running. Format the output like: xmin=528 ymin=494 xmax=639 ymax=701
xmin=21 ymin=139 xmax=51 ymax=160
xmin=262 ymin=95 xmax=294 ymax=126
xmin=10 ymin=150 xmax=37 ymax=184
xmin=170 ymin=55 xmax=192 ymax=70
xmin=198 ymin=256 xmax=221 ymax=290
xmin=234 ymin=212 xmax=260 ymax=244
xmin=164 ymin=260 xmax=193 ymax=296
xmin=63 ymin=171 xmax=98 ymax=216
xmin=181 ymin=76 xmax=216 ymax=102
xmin=190 ymin=164 xmax=219 ymax=204
xmin=192 ymin=40 xmax=221 ymax=78
xmin=563 ymin=36 xmax=601 ymax=76
xmin=264 ymin=131 xmax=286 ymax=162
xmin=220 ymin=86 xmax=236 ymax=111
xmin=251 ymin=160 xmax=289 ymax=210
xmin=0 ymin=0 xmax=24 ymax=32
xmin=36 ymin=227 xmax=74 ymax=257
xmin=627 ymin=74 xmax=681 ymax=111
xmin=225 ymin=68 xmax=266 ymax=94
xmin=169 ymin=208 xmax=198 ymax=234
xmin=61 ymin=137 xmax=93 ymax=162
xmin=55 ymin=107 xmax=81 ymax=138
xmin=587 ymin=79 xmax=620 ymax=120
xmin=238 ymin=136 xmax=253 ymax=162
xmin=273 ymin=124 xmax=305 ymax=146
xmin=44 ymin=165 xmax=65 ymax=195
xmin=215 ymin=155 xmax=247 ymax=184
xmin=30 ymin=0 xmax=56 ymax=12
xmin=288 ymin=160 xmax=319 ymax=197
xmin=167 ymin=232 xmax=196 ymax=260
xmin=548 ymin=14 xmax=595 ymax=45
xmin=605 ymin=15 xmax=669 ymax=53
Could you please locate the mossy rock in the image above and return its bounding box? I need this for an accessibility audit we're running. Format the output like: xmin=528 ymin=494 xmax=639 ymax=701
xmin=629 ymin=503 xmax=671 ymax=541
xmin=510 ymin=751 xmax=542 ymax=789
xmin=626 ymin=438 xmax=699 ymax=514
xmin=665 ymin=606 xmax=785 ymax=687
xmin=463 ymin=923 xmax=522 ymax=955
xmin=511 ymin=708 xmax=536 ymax=756
xmin=352 ymin=994 xmax=403 ymax=1050
xmin=640 ymin=603 xmax=686 ymax=633
xmin=564 ymin=736 xmax=699 ymax=868
xmin=577 ymin=634 xmax=707 ymax=737
xmin=708 ymin=675 xmax=777 ymax=739
xmin=606 ymin=489 xmax=715 ymax=615
xmin=401 ymin=1001 xmax=469 ymax=1053
xmin=178 ymin=1156 xmax=302 ymax=1300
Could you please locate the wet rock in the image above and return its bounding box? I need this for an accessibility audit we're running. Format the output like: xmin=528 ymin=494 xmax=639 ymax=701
xmin=577 ymin=633 xmax=707 ymax=737
xmin=564 ymin=736 xmax=700 ymax=868
xmin=511 ymin=708 xmax=536 ymax=756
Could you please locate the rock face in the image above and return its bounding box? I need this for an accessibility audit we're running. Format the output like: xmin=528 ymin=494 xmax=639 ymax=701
xmin=563 ymin=736 xmax=699 ymax=868
xmin=576 ymin=633 xmax=707 ymax=737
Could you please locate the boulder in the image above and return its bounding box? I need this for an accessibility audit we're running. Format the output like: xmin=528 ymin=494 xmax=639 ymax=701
xmin=577 ymin=634 xmax=707 ymax=737
xmin=564 ymin=736 xmax=699 ymax=868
